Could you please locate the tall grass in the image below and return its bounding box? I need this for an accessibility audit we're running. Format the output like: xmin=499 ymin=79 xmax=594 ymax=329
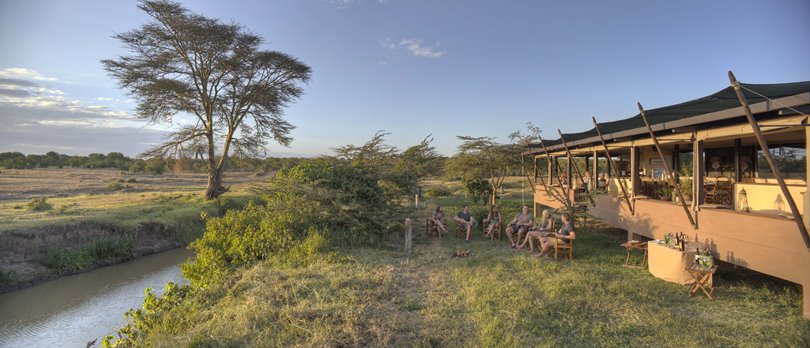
xmin=39 ymin=235 xmax=135 ymax=275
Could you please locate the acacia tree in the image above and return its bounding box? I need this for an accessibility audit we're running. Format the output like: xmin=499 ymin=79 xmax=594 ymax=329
xmin=446 ymin=136 xmax=522 ymax=205
xmin=103 ymin=0 xmax=311 ymax=199
xmin=333 ymin=131 xmax=443 ymax=202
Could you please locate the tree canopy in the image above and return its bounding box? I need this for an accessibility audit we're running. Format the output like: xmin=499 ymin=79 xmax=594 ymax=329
xmin=102 ymin=0 xmax=311 ymax=199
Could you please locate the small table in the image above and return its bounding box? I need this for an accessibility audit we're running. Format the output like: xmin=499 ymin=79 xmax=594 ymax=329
xmin=620 ymin=241 xmax=648 ymax=268
xmin=648 ymin=242 xmax=695 ymax=285
xmin=687 ymin=263 xmax=718 ymax=300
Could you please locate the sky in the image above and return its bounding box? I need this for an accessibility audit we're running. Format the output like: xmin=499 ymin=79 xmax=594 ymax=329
xmin=1 ymin=0 xmax=809 ymax=157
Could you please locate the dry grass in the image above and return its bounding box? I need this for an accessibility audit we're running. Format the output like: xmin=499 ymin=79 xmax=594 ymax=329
xmin=0 ymin=168 xmax=267 ymax=231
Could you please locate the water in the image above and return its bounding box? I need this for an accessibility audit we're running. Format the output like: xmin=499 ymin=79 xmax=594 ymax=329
xmin=0 ymin=248 xmax=192 ymax=347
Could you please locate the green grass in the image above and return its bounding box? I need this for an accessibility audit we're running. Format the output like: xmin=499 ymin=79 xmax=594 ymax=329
xmin=39 ymin=235 xmax=136 ymax=275
xmin=129 ymin=224 xmax=810 ymax=347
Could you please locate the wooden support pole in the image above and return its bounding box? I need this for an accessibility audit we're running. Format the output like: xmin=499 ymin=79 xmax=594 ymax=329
xmin=638 ymin=103 xmax=697 ymax=228
xmin=531 ymin=155 xmax=549 ymax=192
xmin=559 ymin=130 xmax=595 ymax=204
xmin=539 ymin=138 xmax=569 ymax=199
xmin=630 ymin=146 xmax=640 ymax=196
xmin=593 ymin=116 xmax=634 ymax=214
xmin=734 ymin=138 xmax=742 ymax=182
xmin=729 ymin=71 xmax=810 ymax=249
xmin=404 ymin=218 xmax=412 ymax=254
xmin=694 ymin=140 xmax=705 ymax=207
xmin=592 ymin=150 xmax=599 ymax=189
xmin=673 ymin=144 xmax=680 ymax=184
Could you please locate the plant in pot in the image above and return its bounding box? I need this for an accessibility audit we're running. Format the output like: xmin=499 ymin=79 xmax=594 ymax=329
xmin=658 ymin=184 xmax=672 ymax=201
xmin=678 ymin=178 xmax=693 ymax=202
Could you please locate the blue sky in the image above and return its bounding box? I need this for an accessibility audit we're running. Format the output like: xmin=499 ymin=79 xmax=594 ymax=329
xmin=1 ymin=0 xmax=809 ymax=157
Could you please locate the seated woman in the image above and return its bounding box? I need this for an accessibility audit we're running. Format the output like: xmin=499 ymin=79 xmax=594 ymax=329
xmin=518 ymin=209 xmax=553 ymax=251
xmin=538 ymin=212 xmax=576 ymax=257
xmin=506 ymin=205 xmax=534 ymax=248
xmin=431 ymin=205 xmax=447 ymax=237
xmin=483 ymin=205 xmax=501 ymax=238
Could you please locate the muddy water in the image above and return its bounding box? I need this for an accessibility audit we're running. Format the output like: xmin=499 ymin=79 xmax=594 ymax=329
xmin=0 ymin=247 xmax=192 ymax=347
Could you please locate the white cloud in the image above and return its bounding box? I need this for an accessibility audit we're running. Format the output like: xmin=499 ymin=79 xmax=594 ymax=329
xmin=0 ymin=69 xmax=135 ymax=122
xmin=0 ymin=67 xmax=57 ymax=81
xmin=383 ymin=38 xmax=446 ymax=58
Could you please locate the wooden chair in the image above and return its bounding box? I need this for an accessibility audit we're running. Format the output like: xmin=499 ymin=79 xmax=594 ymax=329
xmin=483 ymin=219 xmax=502 ymax=240
xmin=715 ymin=178 xmax=732 ymax=205
xmin=704 ymin=182 xmax=718 ymax=204
xmin=454 ymin=219 xmax=477 ymax=238
xmin=426 ymin=217 xmax=447 ymax=237
xmin=552 ymin=234 xmax=574 ymax=261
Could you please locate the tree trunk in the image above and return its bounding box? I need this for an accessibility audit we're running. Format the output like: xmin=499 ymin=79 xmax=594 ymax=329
xmin=204 ymin=168 xmax=229 ymax=200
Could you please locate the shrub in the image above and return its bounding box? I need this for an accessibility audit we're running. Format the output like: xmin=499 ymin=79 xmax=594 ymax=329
xmin=107 ymin=181 xmax=128 ymax=191
xmin=126 ymin=177 xmax=137 ymax=183
xmin=0 ymin=268 xmax=16 ymax=286
xmin=462 ymin=178 xmax=492 ymax=205
xmin=423 ymin=186 xmax=452 ymax=198
xmin=26 ymin=197 xmax=52 ymax=211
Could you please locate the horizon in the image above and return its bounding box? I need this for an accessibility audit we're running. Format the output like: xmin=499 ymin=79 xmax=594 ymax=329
xmin=1 ymin=0 xmax=809 ymax=157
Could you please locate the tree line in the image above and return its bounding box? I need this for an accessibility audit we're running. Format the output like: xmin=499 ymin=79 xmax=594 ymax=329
xmin=0 ymin=151 xmax=307 ymax=174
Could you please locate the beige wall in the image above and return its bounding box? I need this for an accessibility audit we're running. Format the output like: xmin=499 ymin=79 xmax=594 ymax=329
xmin=581 ymin=194 xmax=810 ymax=319
xmin=735 ymin=183 xmax=805 ymax=216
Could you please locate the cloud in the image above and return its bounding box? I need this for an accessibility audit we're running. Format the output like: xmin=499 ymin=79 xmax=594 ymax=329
xmin=0 ymin=68 xmax=134 ymax=122
xmin=0 ymin=67 xmax=168 ymax=155
xmin=0 ymin=67 xmax=57 ymax=81
xmin=383 ymin=38 xmax=446 ymax=58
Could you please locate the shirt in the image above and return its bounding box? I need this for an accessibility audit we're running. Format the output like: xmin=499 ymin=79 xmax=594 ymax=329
xmin=457 ymin=211 xmax=472 ymax=222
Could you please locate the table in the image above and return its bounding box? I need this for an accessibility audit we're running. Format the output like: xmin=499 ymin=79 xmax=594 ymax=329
xmin=620 ymin=241 xmax=648 ymax=268
xmin=647 ymin=242 xmax=695 ymax=285
xmin=687 ymin=263 xmax=718 ymax=299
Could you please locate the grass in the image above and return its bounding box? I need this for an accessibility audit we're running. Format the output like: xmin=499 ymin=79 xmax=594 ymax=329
xmin=129 ymin=212 xmax=810 ymax=346
xmin=39 ymin=235 xmax=136 ymax=275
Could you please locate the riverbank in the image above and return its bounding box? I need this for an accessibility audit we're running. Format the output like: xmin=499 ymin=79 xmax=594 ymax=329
xmin=0 ymin=168 xmax=263 ymax=292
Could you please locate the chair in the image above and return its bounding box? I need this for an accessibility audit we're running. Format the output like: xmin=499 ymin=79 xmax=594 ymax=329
xmin=553 ymin=234 xmax=574 ymax=261
xmin=455 ymin=219 xmax=477 ymax=238
xmin=704 ymin=182 xmax=718 ymax=204
xmin=715 ymin=178 xmax=732 ymax=205
xmin=483 ymin=219 xmax=502 ymax=240
xmin=426 ymin=217 xmax=447 ymax=237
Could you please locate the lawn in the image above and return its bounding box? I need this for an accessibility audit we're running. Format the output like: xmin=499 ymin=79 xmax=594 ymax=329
xmin=133 ymin=216 xmax=810 ymax=347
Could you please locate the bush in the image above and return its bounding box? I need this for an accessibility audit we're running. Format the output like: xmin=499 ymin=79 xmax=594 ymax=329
xmin=0 ymin=268 xmax=16 ymax=286
xmin=423 ymin=186 xmax=452 ymax=198
xmin=126 ymin=177 xmax=137 ymax=183
xmin=26 ymin=197 xmax=52 ymax=211
xmin=462 ymin=178 xmax=492 ymax=205
xmin=107 ymin=181 xmax=129 ymax=191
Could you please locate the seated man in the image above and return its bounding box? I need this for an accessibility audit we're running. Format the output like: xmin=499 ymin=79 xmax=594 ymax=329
xmin=454 ymin=205 xmax=475 ymax=241
xmin=538 ymin=212 xmax=576 ymax=257
xmin=507 ymin=205 xmax=534 ymax=249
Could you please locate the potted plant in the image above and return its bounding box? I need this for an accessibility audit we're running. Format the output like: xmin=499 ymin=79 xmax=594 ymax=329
xmin=678 ymin=179 xmax=693 ymax=202
xmin=658 ymin=184 xmax=672 ymax=201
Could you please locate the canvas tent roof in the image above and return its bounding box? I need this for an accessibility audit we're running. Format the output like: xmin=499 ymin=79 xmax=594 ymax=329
xmin=530 ymin=81 xmax=810 ymax=155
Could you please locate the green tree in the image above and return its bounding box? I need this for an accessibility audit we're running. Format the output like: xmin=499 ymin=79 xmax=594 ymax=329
xmin=103 ymin=0 xmax=311 ymax=199
xmin=446 ymin=136 xmax=522 ymax=205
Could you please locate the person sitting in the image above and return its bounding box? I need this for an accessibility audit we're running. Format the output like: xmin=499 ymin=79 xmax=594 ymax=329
xmin=483 ymin=205 xmax=501 ymax=239
xmin=518 ymin=209 xmax=553 ymax=251
xmin=431 ymin=205 xmax=447 ymax=237
xmin=454 ymin=205 xmax=475 ymax=241
xmin=538 ymin=212 xmax=576 ymax=257
xmin=506 ymin=205 xmax=534 ymax=249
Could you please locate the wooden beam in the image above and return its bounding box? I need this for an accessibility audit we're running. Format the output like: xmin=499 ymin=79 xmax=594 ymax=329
xmin=592 ymin=150 xmax=599 ymax=189
xmin=559 ymin=130 xmax=595 ymax=204
xmin=734 ymin=138 xmax=742 ymax=182
xmin=639 ymin=102 xmax=697 ymax=228
xmin=593 ymin=116 xmax=634 ymax=214
xmin=729 ymin=71 xmax=810 ymax=249
xmin=630 ymin=146 xmax=640 ymax=196
xmin=539 ymin=137 xmax=569 ymax=199
xmin=673 ymin=144 xmax=680 ymax=184
xmin=694 ymin=140 xmax=705 ymax=207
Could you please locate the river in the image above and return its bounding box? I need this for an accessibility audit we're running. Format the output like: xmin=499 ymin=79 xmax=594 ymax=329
xmin=0 ymin=247 xmax=192 ymax=347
